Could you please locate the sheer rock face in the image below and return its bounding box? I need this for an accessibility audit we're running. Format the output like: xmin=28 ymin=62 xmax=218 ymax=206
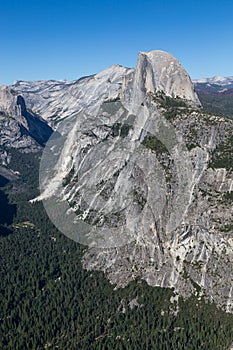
xmin=80 ymin=110 xmax=233 ymax=313
xmin=0 ymin=86 xmax=25 ymax=124
xmin=34 ymin=51 xmax=233 ymax=313
xmin=131 ymin=51 xmax=201 ymax=107
xmin=0 ymin=86 xmax=52 ymax=167
xmin=1 ymin=50 xmax=232 ymax=313
xmin=0 ymin=86 xmax=36 ymax=152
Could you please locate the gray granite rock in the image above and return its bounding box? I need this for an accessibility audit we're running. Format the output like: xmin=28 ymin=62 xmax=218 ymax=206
xmin=1 ymin=50 xmax=232 ymax=313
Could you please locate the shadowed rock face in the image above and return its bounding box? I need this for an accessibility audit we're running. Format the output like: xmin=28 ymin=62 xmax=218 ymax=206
xmin=0 ymin=86 xmax=53 ymax=169
xmin=16 ymin=95 xmax=53 ymax=146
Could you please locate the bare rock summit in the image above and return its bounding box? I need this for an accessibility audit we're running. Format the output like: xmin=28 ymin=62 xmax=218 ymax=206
xmin=132 ymin=50 xmax=201 ymax=107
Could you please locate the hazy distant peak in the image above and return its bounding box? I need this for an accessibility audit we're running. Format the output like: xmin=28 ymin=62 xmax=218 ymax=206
xmin=193 ymin=76 xmax=233 ymax=86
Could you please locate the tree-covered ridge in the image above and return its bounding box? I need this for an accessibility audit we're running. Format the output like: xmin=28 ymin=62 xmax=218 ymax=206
xmin=209 ymin=135 xmax=233 ymax=171
xmin=197 ymin=93 xmax=233 ymax=120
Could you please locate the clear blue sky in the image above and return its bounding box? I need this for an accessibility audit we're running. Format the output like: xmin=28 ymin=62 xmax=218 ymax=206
xmin=0 ymin=0 xmax=233 ymax=84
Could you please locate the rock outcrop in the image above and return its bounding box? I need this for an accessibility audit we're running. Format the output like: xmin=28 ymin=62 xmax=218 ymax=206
xmin=131 ymin=50 xmax=201 ymax=107
xmin=0 ymin=85 xmax=52 ymax=167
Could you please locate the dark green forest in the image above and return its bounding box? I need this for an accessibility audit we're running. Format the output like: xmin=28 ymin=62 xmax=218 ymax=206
xmin=0 ymin=150 xmax=233 ymax=349
xmin=197 ymin=93 xmax=233 ymax=119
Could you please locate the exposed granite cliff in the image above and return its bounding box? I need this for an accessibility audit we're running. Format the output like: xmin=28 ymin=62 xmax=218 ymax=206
xmin=0 ymin=50 xmax=232 ymax=313
xmin=34 ymin=51 xmax=233 ymax=312
xmin=131 ymin=50 xmax=201 ymax=107
xmin=0 ymin=85 xmax=52 ymax=169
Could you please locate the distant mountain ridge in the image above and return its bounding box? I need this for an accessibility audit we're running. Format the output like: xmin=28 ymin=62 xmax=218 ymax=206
xmin=193 ymin=75 xmax=233 ymax=86
xmin=10 ymin=51 xmax=201 ymax=127
xmin=193 ymin=76 xmax=233 ymax=118
xmin=11 ymin=65 xmax=133 ymax=125
xmin=193 ymin=76 xmax=233 ymax=94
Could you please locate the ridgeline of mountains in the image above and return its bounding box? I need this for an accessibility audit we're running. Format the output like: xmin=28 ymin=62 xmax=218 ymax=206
xmin=0 ymin=51 xmax=232 ymax=316
xmin=194 ymin=76 xmax=233 ymax=119
xmin=0 ymin=65 xmax=233 ymax=172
